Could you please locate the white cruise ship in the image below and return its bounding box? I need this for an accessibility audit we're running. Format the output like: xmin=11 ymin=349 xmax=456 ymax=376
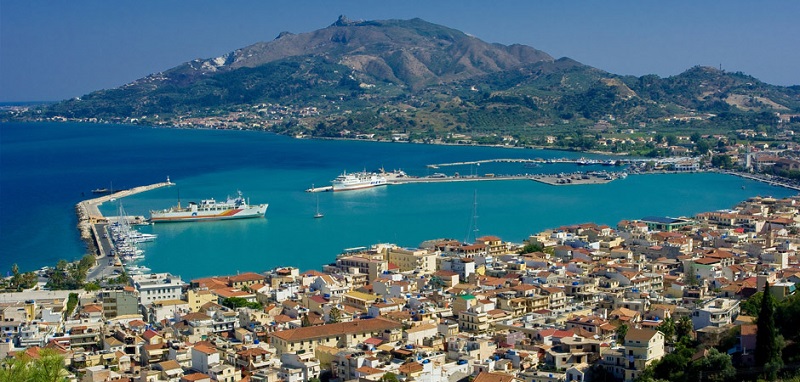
xmin=331 ymin=171 xmax=388 ymax=191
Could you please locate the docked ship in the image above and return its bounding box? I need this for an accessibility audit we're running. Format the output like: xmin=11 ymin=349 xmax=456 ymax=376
xmin=150 ymin=191 xmax=267 ymax=222
xmin=331 ymin=171 xmax=388 ymax=191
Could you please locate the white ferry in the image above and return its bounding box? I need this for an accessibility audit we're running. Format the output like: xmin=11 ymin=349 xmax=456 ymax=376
xmin=331 ymin=171 xmax=388 ymax=191
xmin=150 ymin=191 xmax=267 ymax=222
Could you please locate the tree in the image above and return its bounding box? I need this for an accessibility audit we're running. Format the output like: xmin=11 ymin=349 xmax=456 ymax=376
xmin=666 ymin=135 xmax=678 ymax=146
xmin=84 ymin=281 xmax=101 ymax=292
xmin=10 ymin=263 xmax=21 ymax=290
xmin=695 ymin=140 xmax=711 ymax=155
xmin=381 ymin=372 xmax=399 ymax=382
xmin=711 ymin=155 xmax=733 ymax=169
xmin=222 ymin=297 xmax=261 ymax=310
xmin=650 ymin=352 xmax=689 ymax=382
xmin=519 ymin=241 xmax=544 ymax=254
xmin=755 ymin=282 xmax=781 ymax=380
xmin=658 ymin=316 xmax=676 ymax=343
xmin=685 ymin=264 xmax=699 ymax=286
xmin=0 ymin=348 xmax=67 ymax=382
xmin=740 ymin=291 xmax=763 ymax=316
xmin=691 ymin=132 xmax=702 ymax=143
xmin=688 ymin=348 xmax=736 ymax=382
xmin=328 ymin=307 xmax=342 ymax=324
xmin=676 ymin=315 xmax=694 ymax=344
xmin=615 ymin=324 xmax=628 ymax=342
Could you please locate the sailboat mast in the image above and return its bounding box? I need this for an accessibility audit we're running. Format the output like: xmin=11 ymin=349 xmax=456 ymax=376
xmin=465 ymin=190 xmax=479 ymax=243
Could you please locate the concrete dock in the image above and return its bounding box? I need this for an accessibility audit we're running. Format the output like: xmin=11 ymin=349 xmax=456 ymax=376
xmin=530 ymin=173 xmax=621 ymax=186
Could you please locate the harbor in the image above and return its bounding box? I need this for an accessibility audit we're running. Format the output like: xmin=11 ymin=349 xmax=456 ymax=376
xmin=76 ymin=177 xmax=174 ymax=281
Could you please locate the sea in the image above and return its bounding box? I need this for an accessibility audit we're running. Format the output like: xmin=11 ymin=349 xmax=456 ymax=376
xmin=1 ymin=122 xmax=795 ymax=280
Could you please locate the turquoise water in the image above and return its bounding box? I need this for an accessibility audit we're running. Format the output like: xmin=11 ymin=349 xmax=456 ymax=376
xmin=1 ymin=122 xmax=795 ymax=280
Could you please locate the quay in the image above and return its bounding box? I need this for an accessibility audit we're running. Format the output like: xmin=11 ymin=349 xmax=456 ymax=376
xmin=530 ymin=173 xmax=621 ymax=186
xmin=717 ymin=170 xmax=800 ymax=191
xmin=76 ymin=177 xmax=174 ymax=281
xmin=388 ymin=175 xmax=532 ymax=184
xmin=387 ymin=172 xmax=625 ymax=186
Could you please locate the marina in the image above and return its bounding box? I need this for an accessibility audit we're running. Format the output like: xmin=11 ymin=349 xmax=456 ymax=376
xmin=75 ymin=177 xmax=174 ymax=280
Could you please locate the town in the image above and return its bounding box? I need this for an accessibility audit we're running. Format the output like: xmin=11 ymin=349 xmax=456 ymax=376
xmin=3 ymin=193 xmax=800 ymax=382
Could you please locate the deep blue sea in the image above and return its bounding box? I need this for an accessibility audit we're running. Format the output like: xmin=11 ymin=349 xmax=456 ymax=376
xmin=1 ymin=122 xmax=795 ymax=280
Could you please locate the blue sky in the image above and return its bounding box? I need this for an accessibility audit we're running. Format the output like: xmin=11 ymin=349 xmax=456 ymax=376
xmin=1 ymin=0 xmax=798 ymax=102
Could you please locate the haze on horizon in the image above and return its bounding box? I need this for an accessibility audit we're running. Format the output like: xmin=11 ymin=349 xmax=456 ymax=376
xmin=1 ymin=0 xmax=798 ymax=103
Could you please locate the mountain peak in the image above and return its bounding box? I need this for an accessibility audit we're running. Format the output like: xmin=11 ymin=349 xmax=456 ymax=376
xmin=331 ymin=15 xmax=357 ymax=27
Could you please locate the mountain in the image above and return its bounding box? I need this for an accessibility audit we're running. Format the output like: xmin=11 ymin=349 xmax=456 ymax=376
xmin=25 ymin=17 xmax=800 ymax=142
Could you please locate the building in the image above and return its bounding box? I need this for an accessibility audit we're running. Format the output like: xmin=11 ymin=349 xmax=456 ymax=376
xmin=132 ymin=273 xmax=187 ymax=306
xmin=335 ymin=254 xmax=388 ymax=281
xmin=638 ymin=217 xmax=693 ymax=232
xmin=99 ymin=288 xmax=140 ymax=318
xmin=604 ymin=329 xmax=665 ymax=382
xmin=269 ymin=318 xmax=402 ymax=355
xmin=691 ymin=298 xmax=740 ymax=330
xmin=279 ymin=352 xmax=321 ymax=382
xmin=387 ymin=247 xmax=437 ymax=274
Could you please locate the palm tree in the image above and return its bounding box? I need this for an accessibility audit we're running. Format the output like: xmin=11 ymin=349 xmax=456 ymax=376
xmin=10 ymin=263 xmax=22 ymax=290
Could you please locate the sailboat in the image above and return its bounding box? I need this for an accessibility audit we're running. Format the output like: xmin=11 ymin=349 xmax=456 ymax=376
xmin=313 ymin=184 xmax=324 ymax=219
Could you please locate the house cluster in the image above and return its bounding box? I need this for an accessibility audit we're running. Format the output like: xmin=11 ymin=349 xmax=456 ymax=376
xmin=4 ymin=195 xmax=800 ymax=382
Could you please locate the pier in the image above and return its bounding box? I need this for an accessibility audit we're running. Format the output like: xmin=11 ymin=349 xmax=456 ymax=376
xmin=76 ymin=177 xmax=174 ymax=281
xmin=386 ymin=172 xmax=625 ymax=186
xmin=388 ymin=175 xmax=533 ymax=184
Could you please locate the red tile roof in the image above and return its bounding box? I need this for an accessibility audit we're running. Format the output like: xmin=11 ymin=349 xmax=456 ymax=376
xmin=270 ymin=317 xmax=402 ymax=342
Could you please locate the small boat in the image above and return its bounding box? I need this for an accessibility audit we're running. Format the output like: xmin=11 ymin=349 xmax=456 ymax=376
xmin=313 ymin=184 xmax=324 ymax=219
xmin=92 ymin=188 xmax=109 ymax=194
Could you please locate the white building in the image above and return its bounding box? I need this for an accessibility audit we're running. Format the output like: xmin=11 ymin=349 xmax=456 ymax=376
xmin=279 ymin=352 xmax=320 ymax=382
xmin=131 ymin=273 xmax=186 ymax=306
xmin=691 ymin=298 xmax=740 ymax=330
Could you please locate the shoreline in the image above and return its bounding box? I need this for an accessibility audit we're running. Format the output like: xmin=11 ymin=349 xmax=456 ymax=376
xmin=1 ymin=119 xmax=630 ymax=157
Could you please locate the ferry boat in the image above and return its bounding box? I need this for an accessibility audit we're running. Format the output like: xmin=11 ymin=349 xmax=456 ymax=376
xmin=150 ymin=191 xmax=268 ymax=222
xmin=331 ymin=171 xmax=387 ymax=191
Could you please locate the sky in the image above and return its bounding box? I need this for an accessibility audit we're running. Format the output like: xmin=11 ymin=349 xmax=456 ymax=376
xmin=1 ymin=0 xmax=799 ymax=102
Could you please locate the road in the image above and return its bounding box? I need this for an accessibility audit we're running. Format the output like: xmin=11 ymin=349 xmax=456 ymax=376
xmin=86 ymin=223 xmax=121 ymax=281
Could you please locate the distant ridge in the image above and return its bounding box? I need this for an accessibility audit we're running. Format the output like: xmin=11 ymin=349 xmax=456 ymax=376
xmin=15 ymin=17 xmax=800 ymax=141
